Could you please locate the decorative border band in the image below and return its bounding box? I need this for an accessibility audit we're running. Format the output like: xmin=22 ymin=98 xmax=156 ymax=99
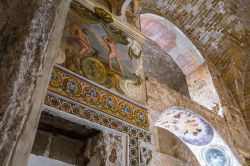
xmin=44 ymin=94 xmax=151 ymax=166
xmin=48 ymin=66 xmax=149 ymax=130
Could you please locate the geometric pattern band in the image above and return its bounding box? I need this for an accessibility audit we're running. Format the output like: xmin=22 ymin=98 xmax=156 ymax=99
xmin=44 ymin=94 xmax=151 ymax=166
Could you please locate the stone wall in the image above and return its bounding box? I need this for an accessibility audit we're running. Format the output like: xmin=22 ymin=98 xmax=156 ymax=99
xmin=156 ymin=127 xmax=199 ymax=166
xmin=0 ymin=0 xmax=70 ymax=165
xmin=29 ymin=130 xmax=125 ymax=166
xmin=142 ymin=39 xmax=190 ymax=97
xmin=31 ymin=130 xmax=81 ymax=165
xmin=151 ymin=152 xmax=186 ymax=166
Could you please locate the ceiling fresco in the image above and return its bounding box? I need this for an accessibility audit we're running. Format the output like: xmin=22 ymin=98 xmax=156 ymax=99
xmin=155 ymin=108 xmax=214 ymax=146
xmin=56 ymin=1 xmax=146 ymax=104
xmin=141 ymin=13 xmax=204 ymax=75
xmin=140 ymin=13 xmax=222 ymax=112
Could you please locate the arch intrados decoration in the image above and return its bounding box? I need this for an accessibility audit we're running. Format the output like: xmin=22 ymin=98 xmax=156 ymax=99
xmin=155 ymin=107 xmax=214 ymax=147
xmin=155 ymin=107 xmax=241 ymax=166
xmin=140 ymin=13 xmax=204 ymax=75
xmin=156 ymin=125 xmax=199 ymax=164
xmin=140 ymin=13 xmax=223 ymax=113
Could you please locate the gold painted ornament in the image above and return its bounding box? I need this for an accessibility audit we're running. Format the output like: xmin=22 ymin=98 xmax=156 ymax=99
xmin=81 ymin=56 xmax=107 ymax=84
xmin=69 ymin=0 xmax=99 ymax=24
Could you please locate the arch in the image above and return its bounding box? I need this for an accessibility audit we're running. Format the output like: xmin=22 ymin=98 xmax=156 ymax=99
xmin=141 ymin=39 xmax=190 ymax=97
xmin=156 ymin=126 xmax=199 ymax=165
xmin=155 ymin=107 xmax=241 ymax=166
xmin=140 ymin=13 xmax=222 ymax=114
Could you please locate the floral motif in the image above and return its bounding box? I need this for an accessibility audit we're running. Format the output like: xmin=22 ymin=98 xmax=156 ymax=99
xmin=102 ymin=95 xmax=117 ymax=112
xmin=135 ymin=109 xmax=149 ymax=128
xmin=83 ymin=87 xmax=100 ymax=105
xmin=62 ymin=78 xmax=82 ymax=97
xmin=119 ymin=103 xmax=133 ymax=119
xmin=48 ymin=66 xmax=149 ymax=130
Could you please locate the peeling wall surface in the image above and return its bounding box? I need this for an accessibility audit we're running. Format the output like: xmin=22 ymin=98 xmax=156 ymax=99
xmin=0 ymin=0 xmax=71 ymax=165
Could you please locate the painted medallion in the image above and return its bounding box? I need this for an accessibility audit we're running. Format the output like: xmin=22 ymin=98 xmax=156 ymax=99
xmin=203 ymin=146 xmax=230 ymax=166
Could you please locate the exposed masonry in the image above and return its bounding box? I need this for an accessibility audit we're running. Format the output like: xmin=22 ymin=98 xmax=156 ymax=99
xmin=142 ymin=0 xmax=249 ymax=55
xmin=141 ymin=0 xmax=250 ymax=132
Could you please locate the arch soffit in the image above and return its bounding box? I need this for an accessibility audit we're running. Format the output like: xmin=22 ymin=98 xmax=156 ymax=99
xmin=155 ymin=107 xmax=241 ymax=166
xmin=140 ymin=13 xmax=222 ymax=112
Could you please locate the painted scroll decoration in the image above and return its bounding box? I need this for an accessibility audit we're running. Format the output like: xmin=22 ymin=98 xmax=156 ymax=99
xmin=48 ymin=66 xmax=149 ymax=130
xmin=56 ymin=0 xmax=146 ymax=104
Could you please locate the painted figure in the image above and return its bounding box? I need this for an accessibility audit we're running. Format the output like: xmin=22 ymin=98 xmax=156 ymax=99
xmin=65 ymin=22 xmax=92 ymax=56
xmin=102 ymin=35 xmax=124 ymax=76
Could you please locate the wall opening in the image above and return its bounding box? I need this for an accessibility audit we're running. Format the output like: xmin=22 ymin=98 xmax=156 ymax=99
xmin=28 ymin=110 xmax=128 ymax=166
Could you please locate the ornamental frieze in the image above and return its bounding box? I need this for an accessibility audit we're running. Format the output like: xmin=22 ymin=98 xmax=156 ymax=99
xmin=48 ymin=65 xmax=149 ymax=130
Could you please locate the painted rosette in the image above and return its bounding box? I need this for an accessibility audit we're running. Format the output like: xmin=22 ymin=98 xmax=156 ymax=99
xmin=82 ymin=86 xmax=101 ymax=105
xmin=118 ymin=103 xmax=133 ymax=120
xmin=102 ymin=95 xmax=117 ymax=112
xmin=62 ymin=77 xmax=82 ymax=97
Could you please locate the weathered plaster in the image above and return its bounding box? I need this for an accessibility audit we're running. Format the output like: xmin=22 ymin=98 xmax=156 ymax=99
xmin=0 ymin=0 xmax=71 ymax=165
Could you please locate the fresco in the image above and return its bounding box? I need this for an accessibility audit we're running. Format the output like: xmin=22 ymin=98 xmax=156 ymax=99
xmin=140 ymin=13 xmax=222 ymax=112
xmin=155 ymin=108 xmax=214 ymax=146
xmin=140 ymin=17 xmax=177 ymax=52
xmin=57 ymin=1 xmax=146 ymax=104
xmin=155 ymin=108 xmax=241 ymax=165
xmin=202 ymin=146 xmax=230 ymax=166
xmin=141 ymin=14 xmax=204 ymax=75
xmin=187 ymin=66 xmax=222 ymax=113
